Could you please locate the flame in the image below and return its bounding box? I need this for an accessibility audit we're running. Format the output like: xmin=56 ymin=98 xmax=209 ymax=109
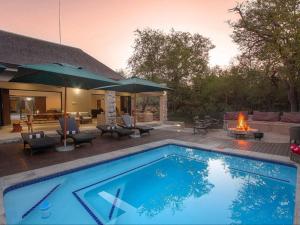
xmin=236 ymin=113 xmax=249 ymax=131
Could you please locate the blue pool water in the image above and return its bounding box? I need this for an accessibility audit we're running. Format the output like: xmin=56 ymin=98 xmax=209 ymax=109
xmin=4 ymin=144 xmax=297 ymax=224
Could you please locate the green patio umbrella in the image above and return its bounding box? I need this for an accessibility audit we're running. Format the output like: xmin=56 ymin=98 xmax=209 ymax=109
xmin=95 ymin=76 xmax=171 ymax=126
xmin=0 ymin=64 xmax=7 ymax=72
xmin=10 ymin=63 xmax=118 ymax=149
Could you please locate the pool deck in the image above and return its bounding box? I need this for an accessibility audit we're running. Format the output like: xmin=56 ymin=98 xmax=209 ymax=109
xmin=0 ymin=128 xmax=299 ymax=224
xmin=0 ymin=128 xmax=291 ymax=177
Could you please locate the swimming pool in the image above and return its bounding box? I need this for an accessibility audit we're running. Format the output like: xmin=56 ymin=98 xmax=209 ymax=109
xmin=3 ymin=144 xmax=298 ymax=224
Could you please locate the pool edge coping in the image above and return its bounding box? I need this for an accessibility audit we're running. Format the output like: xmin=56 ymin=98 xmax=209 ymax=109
xmin=0 ymin=139 xmax=299 ymax=225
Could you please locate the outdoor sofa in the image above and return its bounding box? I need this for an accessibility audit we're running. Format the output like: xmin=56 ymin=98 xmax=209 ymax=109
xmin=79 ymin=112 xmax=93 ymax=124
xmin=96 ymin=125 xmax=134 ymax=138
xmin=57 ymin=117 xmax=95 ymax=146
xmin=21 ymin=131 xmax=57 ymax=155
xmin=224 ymin=111 xmax=300 ymax=135
xmin=119 ymin=115 xmax=154 ymax=135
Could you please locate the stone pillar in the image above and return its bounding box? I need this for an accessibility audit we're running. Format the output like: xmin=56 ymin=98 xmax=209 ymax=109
xmin=160 ymin=92 xmax=168 ymax=122
xmin=105 ymin=91 xmax=116 ymax=125
xmin=131 ymin=94 xmax=135 ymax=116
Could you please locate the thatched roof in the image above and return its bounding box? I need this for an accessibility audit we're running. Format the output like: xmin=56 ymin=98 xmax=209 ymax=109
xmin=0 ymin=30 xmax=123 ymax=80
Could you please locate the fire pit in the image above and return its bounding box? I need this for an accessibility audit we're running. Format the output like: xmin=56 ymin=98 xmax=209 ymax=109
xmin=228 ymin=113 xmax=258 ymax=139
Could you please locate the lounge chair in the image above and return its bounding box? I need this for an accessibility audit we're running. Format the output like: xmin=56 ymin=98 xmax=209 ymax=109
xmin=57 ymin=117 xmax=95 ymax=146
xmin=21 ymin=131 xmax=57 ymax=155
xmin=96 ymin=125 xmax=134 ymax=138
xmin=119 ymin=115 xmax=154 ymax=135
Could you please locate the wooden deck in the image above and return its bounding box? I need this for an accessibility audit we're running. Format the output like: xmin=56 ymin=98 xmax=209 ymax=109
xmin=0 ymin=129 xmax=290 ymax=177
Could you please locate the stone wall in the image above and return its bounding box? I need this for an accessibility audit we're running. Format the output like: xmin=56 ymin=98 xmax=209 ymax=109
xmin=160 ymin=92 xmax=168 ymax=122
xmin=105 ymin=91 xmax=116 ymax=125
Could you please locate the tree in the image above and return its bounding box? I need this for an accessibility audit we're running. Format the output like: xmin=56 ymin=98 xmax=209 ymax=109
xmin=115 ymin=68 xmax=129 ymax=78
xmin=128 ymin=28 xmax=214 ymax=114
xmin=229 ymin=0 xmax=300 ymax=111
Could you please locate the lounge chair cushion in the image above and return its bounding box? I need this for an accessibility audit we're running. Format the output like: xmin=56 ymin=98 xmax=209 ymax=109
xmin=97 ymin=125 xmax=134 ymax=137
xmin=136 ymin=126 xmax=154 ymax=131
xmin=115 ymin=128 xmax=134 ymax=136
xmin=121 ymin=115 xmax=153 ymax=132
xmin=97 ymin=125 xmax=109 ymax=131
xmin=27 ymin=136 xmax=57 ymax=149
xmin=281 ymin=112 xmax=300 ymax=123
xmin=59 ymin=117 xmax=79 ymax=133
xmin=71 ymin=133 xmax=95 ymax=142
xmin=58 ymin=117 xmax=95 ymax=145
xmin=22 ymin=131 xmax=45 ymax=140
xmin=66 ymin=130 xmax=77 ymax=135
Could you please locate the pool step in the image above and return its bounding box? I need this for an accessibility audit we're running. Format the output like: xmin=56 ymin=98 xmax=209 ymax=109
xmin=98 ymin=190 xmax=136 ymax=222
xmin=21 ymin=184 xmax=61 ymax=219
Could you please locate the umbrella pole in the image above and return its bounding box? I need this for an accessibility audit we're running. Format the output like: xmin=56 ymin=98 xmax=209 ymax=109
xmin=57 ymin=84 xmax=74 ymax=151
xmin=134 ymin=93 xmax=137 ymax=127
xmin=64 ymin=86 xmax=67 ymax=147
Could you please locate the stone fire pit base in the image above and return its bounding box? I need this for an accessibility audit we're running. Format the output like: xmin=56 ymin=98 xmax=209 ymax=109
xmin=228 ymin=128 xmax=259 ymax=139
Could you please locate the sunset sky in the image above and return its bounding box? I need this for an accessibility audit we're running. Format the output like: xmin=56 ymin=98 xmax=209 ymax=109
xmin=0 ymin=0 xmax=241 ymax=71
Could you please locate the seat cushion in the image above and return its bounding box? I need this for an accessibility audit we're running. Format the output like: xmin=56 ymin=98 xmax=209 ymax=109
xmin=252 ymin=111 xmax=280 ymax=122
xmin=281 ymin=112 xmax=300 ymax=123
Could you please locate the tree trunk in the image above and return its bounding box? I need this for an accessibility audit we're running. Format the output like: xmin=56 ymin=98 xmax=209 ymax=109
xmin=287 ymin=82 xmax=299 ymax=112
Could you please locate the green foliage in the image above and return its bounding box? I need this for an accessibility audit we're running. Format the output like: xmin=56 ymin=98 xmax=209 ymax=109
xmin=128 ymin=28 xmax=214 ymax=117
xmin=189 ymin=66 xmax=289 ymax=120
xmin=229 ymin=0 xmax=300 ymax=111
xmin=128 ymin=28 xmax=293 ymax=122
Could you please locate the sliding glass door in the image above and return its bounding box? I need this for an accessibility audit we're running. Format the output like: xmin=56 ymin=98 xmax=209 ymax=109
xmin=10 ymin=96 xmax=35 ymax=120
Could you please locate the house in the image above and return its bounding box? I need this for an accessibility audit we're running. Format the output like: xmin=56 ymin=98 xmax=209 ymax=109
xmin=0 ymin=30 xmax=167 ymax=126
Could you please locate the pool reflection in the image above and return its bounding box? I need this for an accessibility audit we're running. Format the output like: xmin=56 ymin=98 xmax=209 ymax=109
xmin=83 ymin=153 xmax=295 ymax=224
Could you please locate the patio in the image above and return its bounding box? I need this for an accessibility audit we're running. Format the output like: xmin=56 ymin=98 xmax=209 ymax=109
xmin=0 ymin=127 xmax=290 ymax=177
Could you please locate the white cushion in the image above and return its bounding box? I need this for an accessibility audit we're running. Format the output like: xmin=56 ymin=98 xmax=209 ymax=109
xmin=36 ymin=133 xmax=41 ymax=139
xmin=29 ymin=134 xmax=33 ymax=139
xmin=71 ymin=130 xmax=76 ymax=134
xmin=66 ymin=131 xmax=70 ymax=134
